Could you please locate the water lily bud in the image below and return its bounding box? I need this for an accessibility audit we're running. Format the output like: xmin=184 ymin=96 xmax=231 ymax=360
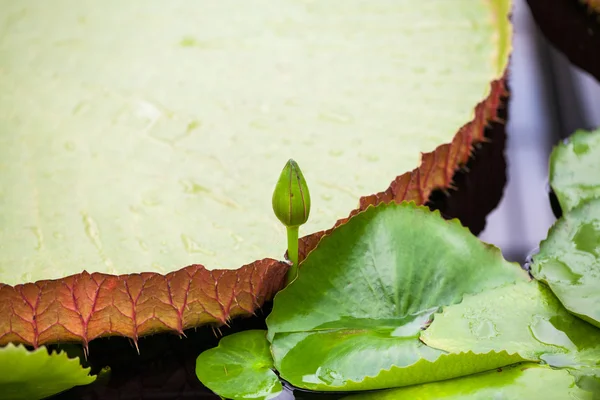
xmin=272 ymin=159 xmax=311 ymax=227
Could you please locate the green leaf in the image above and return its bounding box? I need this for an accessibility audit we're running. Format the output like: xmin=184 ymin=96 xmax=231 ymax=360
xmin=341 ymin=364 xmax=594 ymax=400
xmin=550 ymin=129 xmax=600 ymax=212
xmin=266 ymin=203 xmax=529 ymax=391
xmin=531 ymin=199 xmax=600 ymax=328
xmin=0 ymin=343 xmax=95 ymax=400
xmin=276 ymin=340 xmax=525 ymax=391
xmin=0 ymin=0 xmax=510 ymax=284
xmin=195 ymin=330 xmax=282 ymax=400
xmin=421 ymin=280 xmax=600 ymax=386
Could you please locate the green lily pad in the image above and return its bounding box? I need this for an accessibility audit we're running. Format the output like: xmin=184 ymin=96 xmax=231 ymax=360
xmin=195 ymin=330 xmax=282 ymax=400
xmin=0 ymin=343 xmax=95 ymax=400
xmin=421 ymin=280 xmax=600 ymax=387
xmin=0 ymin=0 xmax=510 ymax=284
xmin=266 ymin=203 xmax=529 ymax=391
xmin=530 ymin=199 xmax=600 ymax=328
xmin=550 ymin=129 xmax=600 ymax=213
xmin=342 ymin=364 xmax=594 ymax=400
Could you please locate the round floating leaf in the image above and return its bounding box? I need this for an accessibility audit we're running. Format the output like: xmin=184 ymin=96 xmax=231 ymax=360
xmin=0 ymin=0 xmax=510 ymax=283
xmin=267 ymin=203 xmax=529 ymax=391
xmin=531 ymin=199 xmax=600 ymax=328
xmin=550 ymin=129 xmax=600 ymax=213
xmin=342 ymin=364 xmax=594 ymax=400
xmin=195 ymin=330 xmax=282 ymax=400
xmin=0 ymin=0 xmax=512 ymax=346
xmin=421 ymin=280 xmax=600 ymax=386
xmin=0 ymin=0 xmax=511 ymax=346
xmin=0 ymin=343 xmax=95 ymax=400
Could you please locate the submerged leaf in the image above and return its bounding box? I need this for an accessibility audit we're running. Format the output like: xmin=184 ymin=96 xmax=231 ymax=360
xmin=530 ymin=199 xmax=600 ymax=328
xmin=550 ymin=129 xmax=600 ymax=212
xmin=0 ymin=343 xmax=95 ymax=400
xmin=342 ymin=364 xmax=593 ymax=400
xmin=195 ymin=330 xmax=282 ymax=400
xmin=267 ymin=203 xmax=528 ymax=390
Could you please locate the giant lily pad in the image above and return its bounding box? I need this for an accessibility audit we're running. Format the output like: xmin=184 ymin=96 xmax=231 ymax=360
xmin=549 ymin=129 xmax=600 ymax=213
xmin=0 ymin=343 xmax=95 ymax=400
xmin=266 ymin=203 xmax=529 ymax=391
xmin=0 ymin=0 xmax=511 ymax=346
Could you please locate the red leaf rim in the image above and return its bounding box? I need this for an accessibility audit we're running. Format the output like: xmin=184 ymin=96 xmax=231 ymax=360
xmin=0 ymin=77 xmax=507 ymax=349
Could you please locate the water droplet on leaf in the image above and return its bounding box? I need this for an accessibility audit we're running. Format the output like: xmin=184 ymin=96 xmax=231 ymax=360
xmin=316 ymin=367 xmax=345 ymax=386
xmin=528 ymin=315 xmax=576 ymax=352
xmin=468 ymin=319 xmax=499 ymax=339
xmin=573 ymin=222 xmax=600 ymax=256
xmin=539 ymin=260 xmax=582 ymax=285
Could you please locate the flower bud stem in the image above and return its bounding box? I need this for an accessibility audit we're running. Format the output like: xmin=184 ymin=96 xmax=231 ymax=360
xmin=286 ymin=225 xmax=300 ymax=284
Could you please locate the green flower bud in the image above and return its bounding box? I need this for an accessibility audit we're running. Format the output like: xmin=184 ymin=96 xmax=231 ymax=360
xmin=272 ymin=159 xmax=311 ymax=284
xmin=272 ymin=159 xmax=311 ymax=228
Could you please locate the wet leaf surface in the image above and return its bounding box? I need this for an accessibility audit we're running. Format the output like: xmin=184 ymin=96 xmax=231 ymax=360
xmin=422 ymin=280 xmax=600 ymax=394
xmin=267 ymin=203 xmax=528 ymax=391
xmin=342 ymin=364 xmax=593 ymax=400
xmin=531 ymin=199 xmax=600 ymax=328
xmin=549 ymin=129 xmax=600 ymax=212
xmin=422 ymin=281 xmax=600 ymax=364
